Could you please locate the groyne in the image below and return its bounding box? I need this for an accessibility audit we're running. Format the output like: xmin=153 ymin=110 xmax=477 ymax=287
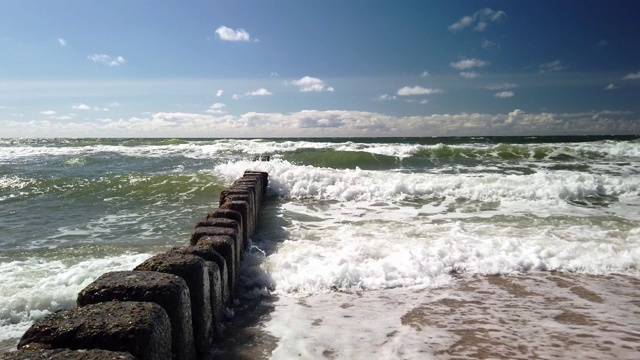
xmin=1 ymin=170 xmax=269 ymax=360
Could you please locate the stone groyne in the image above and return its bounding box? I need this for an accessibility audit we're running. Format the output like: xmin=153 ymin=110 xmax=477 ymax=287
xmin=1 ymin=170 xmax=269 ymax=360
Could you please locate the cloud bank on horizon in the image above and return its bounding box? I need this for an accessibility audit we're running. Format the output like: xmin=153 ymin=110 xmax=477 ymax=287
xmin=0 ymin=0 xmax=639 ymax=137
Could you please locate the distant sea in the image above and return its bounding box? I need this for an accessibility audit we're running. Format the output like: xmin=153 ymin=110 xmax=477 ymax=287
xmin=1 ymin=136 xmax=639 ymax=356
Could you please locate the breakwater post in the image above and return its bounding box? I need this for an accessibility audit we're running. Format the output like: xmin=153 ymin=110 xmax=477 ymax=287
xmin=1 ymin=170 xmax=269 ymax=360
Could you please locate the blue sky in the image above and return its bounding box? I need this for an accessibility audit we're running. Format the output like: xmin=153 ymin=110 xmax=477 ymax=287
xmin=1 ymin=0 xmax=639 ymax=137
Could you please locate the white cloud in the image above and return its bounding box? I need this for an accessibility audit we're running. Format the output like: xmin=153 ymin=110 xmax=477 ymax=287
xmin=448 ymin=8 xmax=506 ymax=32
xmin=246 ymin=88 xmax=272 ymax=96
xmin=40 ymin=110 xmax=56 ymax=116
xmin=233 ymin=88 xmax=274 ymax=99
xmin=72 ymin=103 xmax=108 ymax=111
xmin=539 ymin=60 xmax=564 ymax=73
xmin=481 ymin=38 xmax=500 ymax=51
xmin=623 ymin=71 xmax=640 ymax=80
xmin=397 ymin=86 xmax=444 ymax=96
xmin=216 ymin=90 xmax=224 ymax=97
xmin=460 ymin=72 xmax=481 ymax=79
xmin=88 ymin=54 xmax=126 ymax=66
xmin=4 ymin=109 xmax=639 ymax=137
xmin=206 ymin=102 xmax=227 ymax=114
xmin=494 ymin=91 xmax=514 ymax=98
xmin=450 ymin=58 xmax=489 ymax=70
xmin=58 ymin=38 xmax=67 ymax=46
xmin=376 ymin=94 xmax=397 ymax=101
xmin=290 ymin=76 xmax=335 ymax=92
xmin=215 ymin=26 xmax=251 ymax=42
xmin=421 ymin=71 xmax=430 ymax=77
xmin=72 ymin=104 xmax=92 ymax=110
xmin=448 ymin=16 xmax=474 ymax=32
xmin=485 ymin=83 xmax=518 ymax=90
xmin=604 ymin=83 xmax=619 ymax=90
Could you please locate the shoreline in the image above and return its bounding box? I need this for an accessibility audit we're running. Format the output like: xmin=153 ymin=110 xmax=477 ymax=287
xmin=214 ymin=271 xmax=640 ymax=359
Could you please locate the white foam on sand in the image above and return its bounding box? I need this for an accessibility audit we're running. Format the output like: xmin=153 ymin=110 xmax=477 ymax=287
xmin=263 ymin=273 xmax=640 ymax=359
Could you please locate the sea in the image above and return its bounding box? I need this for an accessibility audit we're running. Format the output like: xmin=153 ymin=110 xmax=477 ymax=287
xmin=1 ymin=136 xmax=639 ymax=358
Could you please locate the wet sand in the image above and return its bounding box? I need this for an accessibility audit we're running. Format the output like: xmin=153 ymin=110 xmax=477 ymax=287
xmin=213 ymin=272 xmax=640 ymax=359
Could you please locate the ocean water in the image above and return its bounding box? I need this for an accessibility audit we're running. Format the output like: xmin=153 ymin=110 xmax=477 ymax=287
xmin=1 ymin=137 xmax=639 ymax=356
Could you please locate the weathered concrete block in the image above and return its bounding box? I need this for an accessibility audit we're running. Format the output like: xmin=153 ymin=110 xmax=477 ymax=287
xmin=206 ymin=209 xmax=245 ymax=250
xmin=77 ymin=271 xmax=196 ymax=360
xmin=221 ymin=195 xmax=254 ymax=239
xmin=233 ymin=179 xmax=261 ymax=208
xmin=220 ymin=200 xmax=252 ymax=241
xmin=196 ymin=235 xmax=237 ymax=296
xmin=0 ymin=348 xmax=136 ymax=359
xmin=191 ymin=218 xmax=242 ymax=250
xmin=134 ymin=253 xmax=212 ymax=358
xmin=168 ymin=246 xmax=225 ymax=337
xmin=191 ymin=226 xmax=241 ymax=273
xmin=18 ymin=302 xmax=171 ymax=360
xmin=220 ymin=188 xmax=257 ymax=239
xmin=243 ymin=170 xmax=268 ymax=196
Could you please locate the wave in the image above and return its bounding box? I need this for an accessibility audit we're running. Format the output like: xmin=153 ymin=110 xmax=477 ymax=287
xmin=215 ymin=159 xmax=640 ymax=205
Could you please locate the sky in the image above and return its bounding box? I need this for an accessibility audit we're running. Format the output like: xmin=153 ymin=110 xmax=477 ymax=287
xmin=1 ymin=0 xmax=639 ymax=137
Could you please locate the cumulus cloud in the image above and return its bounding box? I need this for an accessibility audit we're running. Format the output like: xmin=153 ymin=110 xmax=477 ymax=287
xmin=376 ymin=94 xmax=397 ymax=101
xmin=216 ymin=90 xmax=223 ymax=97
xmin=450 ymin=58 xmax=489 ymax=70
xmin=397 ymin=86 xmax=444 ymax=96
xmin=40 ymin=110 xmax=56 ymax=116
xmin=290 ymin=76 xmax=334 ymax=92
xmin=604 ymin=83 xmax=619 ymax=90
xmin=494 ymin=91 xmax=514 ymax=98
xmin=246 ymin=88 xmax=272 ymax=96
xmin=623 ymin=71 xmax=640 ymax=80
xmin=539 ymin=60 xmax=564 ymax=73
xmin=206 ymin=102 xmax=227 ymax=114
xmin=4 ymin=109 xmax=638 ymax=137
xmin=448 ymin=8 xmax=506 ymax=32
xmin=72 ymin=104 xmax=92 ymax=110
xmin=460 ymin=72 xmax=481 ymax=79
xmin=421 ymin=71 xmax=430 ymax=77
xmin=233 ymin=88 xmax=273 ymax=99
xmin=72 ymin=103 xmax=109 ymax=111
xmin=215 ymin=26 xmax=251 ymax=41
xmin=58 ymin=38 xmax=67 ymax=46
xmin=88 ymin=54 xmax=126 ymax=66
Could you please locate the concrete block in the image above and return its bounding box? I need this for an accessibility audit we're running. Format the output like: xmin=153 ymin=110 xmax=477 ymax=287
xmin=18 ymin=302 xmax=171 ymax=360
xmin=233 ymin=179 xmax=261 ymax=206
xmin=220 ymin=200 xmax=252 ymax=241
xmin=134 ymin=253 xmax=212 ymax=358
xmin=220 ymin=188 xmax=256 ymax=238
xmin=0 ymin=348 xmax=136 ymax=360
xmin=168 ymin=246 xmax=226 ymax=336
xmin=206 ymin=209 xmax=245 ymax=250
xmin=220 ymin=195 xmax=254 ymax=239
xmin=191 ymin=219 xmax=242 ymax=252
xmin=243 ymin=170 xmax=268 ymax=196
xmin=77 ymin=271 xmax=195 ymax=360
xmin=190 ymin=226 xmax=241 ymax=281
xmin=195 ymin=235 xmax=237 ymax=296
